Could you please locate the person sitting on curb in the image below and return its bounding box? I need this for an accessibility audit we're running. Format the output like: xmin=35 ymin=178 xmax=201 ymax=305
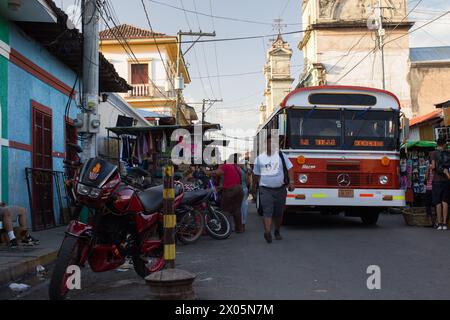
xmin=0 ymin=202 xmax=39 ymax=248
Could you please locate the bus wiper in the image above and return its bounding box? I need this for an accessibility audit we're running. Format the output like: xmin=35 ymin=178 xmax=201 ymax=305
xmin=345 ymin=107 xmax=372 ymax=148
xmin=303 ymin=105 xmax=318 ymax=122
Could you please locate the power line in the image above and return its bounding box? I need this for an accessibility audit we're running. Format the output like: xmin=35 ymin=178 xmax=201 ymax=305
xmin=385 ymin=0 xmax=424 ymax=39
xmin=140 ymin=0 xmax=175 ymax=89
xmin=328 ymin=32 xmax=369 ymax=73
xmin=335 ymin=9 xmax=450 ymax=84
xmin=191 ymin=63 xmax=304 ymax=79
xmin=279 ymin=0 xmax=291 ymax=18
xmin=335 ymin=46 xmax=377 ymax=83
xmin=384 ymin=9 xmax=450 ymax=46
xmin=147 ymin=0 xmax=301 ymax=26
xmin=98 ymin=1 xmax=169 ymax=100
xmin=178 ymin=0 xmax=209 ymax=100
xmin=192 ymin=0 xmax=216 ymax=99
xmin=209 ymin=0 xmax=223 ymax=99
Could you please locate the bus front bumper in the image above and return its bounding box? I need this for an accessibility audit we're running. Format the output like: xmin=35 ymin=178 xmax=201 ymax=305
xmin=286 ymin=188 xmax=406 ymax=207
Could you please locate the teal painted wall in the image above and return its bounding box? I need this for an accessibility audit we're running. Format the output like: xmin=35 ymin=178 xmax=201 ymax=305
xmin=0 ymin=15 xmax=9 ymax=202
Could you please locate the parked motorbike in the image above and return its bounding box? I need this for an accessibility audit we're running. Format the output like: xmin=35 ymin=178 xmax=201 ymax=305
xmin=49 ymin=158 xmax=184 ymax=300
xmin=179 ymin=171 xmax=231 ymax=240
xmin=180 ymin=188 xmax=231 ymax=240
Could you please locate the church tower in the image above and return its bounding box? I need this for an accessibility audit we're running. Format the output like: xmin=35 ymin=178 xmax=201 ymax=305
xmin=261 ymin=34 xmax=294 ymax=124
xmin=299 ymin=0 xmax=413 ymax=117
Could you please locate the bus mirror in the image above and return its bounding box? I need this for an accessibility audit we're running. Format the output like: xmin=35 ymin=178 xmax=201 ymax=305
xmin=278 ymin=114 xmax=287 ymax=136
xmin=400 ymin=116 xmax=410 ymax=144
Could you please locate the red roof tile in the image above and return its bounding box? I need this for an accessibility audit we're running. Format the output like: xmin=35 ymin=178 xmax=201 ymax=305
xmin=100 ymin=24 xmax=169 ymax=40
xmin=410 ymin=109 xmax=442 ymax=127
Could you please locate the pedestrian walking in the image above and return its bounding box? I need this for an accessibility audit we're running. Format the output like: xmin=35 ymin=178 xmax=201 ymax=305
xmin=430 ymin=138 xmax=450 ymax=230
xmin=253 ymin=134 xmax=295 ymax=243
xmin=207 ymin=154 xmax=244 ymax=233
xmin=240 ymin=160 xmax=251 ymax=232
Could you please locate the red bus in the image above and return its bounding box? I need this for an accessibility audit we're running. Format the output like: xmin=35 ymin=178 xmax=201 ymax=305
xmin=255 ymin=86 xmax=405 ymax=225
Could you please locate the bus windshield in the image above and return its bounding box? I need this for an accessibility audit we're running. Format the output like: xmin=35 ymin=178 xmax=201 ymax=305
xmin=287 ymin=108 xmax=399 ymax=151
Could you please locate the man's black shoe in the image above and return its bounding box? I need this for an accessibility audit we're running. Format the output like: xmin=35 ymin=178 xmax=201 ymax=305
xmin=264 ymin=232 xmax=272 ymax=243
xmin=9 ymin=238 xmax=18 ymax=248
xmin=274 ymin=230 xmax=282 ymax=240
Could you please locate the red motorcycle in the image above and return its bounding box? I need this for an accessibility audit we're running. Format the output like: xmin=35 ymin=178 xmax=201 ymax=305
xmin=49 ymin=158 xmax=184 ymax=300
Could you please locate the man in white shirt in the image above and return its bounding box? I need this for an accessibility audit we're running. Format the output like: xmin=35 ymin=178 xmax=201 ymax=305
xmin=253 ymin=134 xmax=294 ymax=243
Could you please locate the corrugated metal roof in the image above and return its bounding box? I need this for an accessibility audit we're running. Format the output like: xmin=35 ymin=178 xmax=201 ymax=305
xmin=410 ymin=46 xmax=450 ymax=63
xmin=136 ymin=109 xmax=171 ymax=118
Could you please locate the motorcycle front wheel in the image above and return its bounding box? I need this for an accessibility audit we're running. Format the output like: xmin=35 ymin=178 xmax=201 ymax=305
xmin=177 ymin=209 xmax=205 ymax=244
xmin=133 ymin=225 xmax=165 ymax=278
xmin=204 ymin=206 xmax=231 ymax=240
xmin=48 ymin=235 xmax=81 ymax=300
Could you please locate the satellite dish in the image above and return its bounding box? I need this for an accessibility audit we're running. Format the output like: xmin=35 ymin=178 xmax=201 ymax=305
xmin=367 ymin=15 xmax=381 ymax=30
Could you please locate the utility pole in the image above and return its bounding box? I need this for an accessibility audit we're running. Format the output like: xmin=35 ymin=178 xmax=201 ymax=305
xmin=375 ymin=0 xmax=391 ymax=90
xmin=175 ymin=31 xmax=216 ymax=125
xmin=79 ymin=0 xmax=100 ymax=161
xmin=201 ymin=98 xmax=222 ymax=152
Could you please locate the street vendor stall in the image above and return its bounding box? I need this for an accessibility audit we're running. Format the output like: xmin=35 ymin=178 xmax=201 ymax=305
xmin=105 ymin=123 xmax=222 ymax=184
xmin=400 ymin=140 xmax=437 ymax=207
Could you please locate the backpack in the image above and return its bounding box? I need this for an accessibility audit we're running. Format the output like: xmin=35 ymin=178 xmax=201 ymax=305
xmin=279 ymin=151 xmax=289 ymax=186
xmin=436 ymin=150 xmax=450 ymax=176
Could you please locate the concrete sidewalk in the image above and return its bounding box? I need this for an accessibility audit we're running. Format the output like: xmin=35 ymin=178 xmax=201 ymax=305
xmin=0 ymin=226 xmax=66 ymax=286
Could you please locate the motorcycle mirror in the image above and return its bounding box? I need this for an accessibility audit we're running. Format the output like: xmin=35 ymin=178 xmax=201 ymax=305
xmin=67 ymin=143 xmax=83 ymax=154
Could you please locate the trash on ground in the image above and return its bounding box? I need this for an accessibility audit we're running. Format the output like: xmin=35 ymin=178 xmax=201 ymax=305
xmin=198 ymin=277 xmax=213 ymax=282
xmin=9 ymin=283 xmax=30 ymax=292
xmin=36 ymin=264 xmax=48 ymax=279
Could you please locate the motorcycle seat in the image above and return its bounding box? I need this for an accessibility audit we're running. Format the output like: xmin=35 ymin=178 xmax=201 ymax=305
xmin=138 ymin=184 xmax=183 ymax=214
xmin=181 ymin=189 xmax=210 ymax=205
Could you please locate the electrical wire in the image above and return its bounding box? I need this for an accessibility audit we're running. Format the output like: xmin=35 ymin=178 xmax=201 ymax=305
xmin=178 ymin=0 xmax=210 ymax=100
xmin=328 ymin=32 xmax=369 ymax=73
xmin=335 ymin=9 xmax=450 ymax=84
xmin=384 ymin=10 xmax=450 ymax=46
xmin=209 ymin=0 xmax=223 ymax=100
xmin=147 ymin=0 xmax=301 ymax=26
xmin=192 ymin=0 xmax=216 ymax=99
xmin=97 ymin=1 xmax=169 ymax=100
xmin=140 ymin=0 xmax=175 ymax=90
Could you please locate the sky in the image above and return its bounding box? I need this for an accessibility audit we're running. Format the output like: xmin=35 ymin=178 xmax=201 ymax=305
xmin=58 ymin=0 xmax=450 ymax=148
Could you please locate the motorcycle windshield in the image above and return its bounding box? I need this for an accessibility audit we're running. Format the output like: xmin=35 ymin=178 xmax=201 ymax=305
xmin=79 ymin=158 xmax=118 ymax=188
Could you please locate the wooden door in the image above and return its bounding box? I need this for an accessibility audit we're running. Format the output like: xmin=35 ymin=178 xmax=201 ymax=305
xmin=31 ymin=103 xmax=55 ymax=230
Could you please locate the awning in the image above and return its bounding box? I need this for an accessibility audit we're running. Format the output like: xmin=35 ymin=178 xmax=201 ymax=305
xmin=13 ymin=0 xmax=131 ymax=93
xmin=183 ymin=104 xmax=198 ymax=121
xmin=401 ymin=141 xmax=437 ymax=149
xmin=409 ymin=110 xmax=442 ymax=127
xmin=435 ymin=100 xmax=450 ymax=109
xmin=0 ymin=0 xmax=57 ymax=23
xmin=106 ymin=123 xmax=221 ymax=136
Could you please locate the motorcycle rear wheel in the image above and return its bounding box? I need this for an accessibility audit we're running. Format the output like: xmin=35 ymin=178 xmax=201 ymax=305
xmin=204 ymin=206 xmax=231 ymax=240
xmin=48 ymin=235 xmax=81 ymax=300
xmin=177 ymin=210 xmax=205 ymax=244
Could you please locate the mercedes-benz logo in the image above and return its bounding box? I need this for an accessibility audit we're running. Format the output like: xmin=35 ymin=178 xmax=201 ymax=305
xmin=337 ymin=173 xmax=351 ymax=187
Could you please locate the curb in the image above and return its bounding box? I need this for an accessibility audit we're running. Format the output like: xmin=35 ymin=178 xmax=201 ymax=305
xmin=0 ymin=249 xmax=58 ymax=286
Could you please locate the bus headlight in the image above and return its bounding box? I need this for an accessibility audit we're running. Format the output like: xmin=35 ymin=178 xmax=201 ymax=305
xmin=299 ymin=174 xmax=308 ymax=184
xmin=379 ymin=175 xmax=389 ymax=185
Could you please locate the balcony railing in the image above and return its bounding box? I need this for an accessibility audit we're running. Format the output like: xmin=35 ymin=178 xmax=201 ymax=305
xmin=127 ymin=83 xmax=176 ymax=99
xmin=128 ymin=83 xmax=154 ymax=98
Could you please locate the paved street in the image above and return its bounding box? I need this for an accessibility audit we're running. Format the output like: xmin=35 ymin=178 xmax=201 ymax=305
xmin=3 ymin=203 xmax=450 ymax=300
